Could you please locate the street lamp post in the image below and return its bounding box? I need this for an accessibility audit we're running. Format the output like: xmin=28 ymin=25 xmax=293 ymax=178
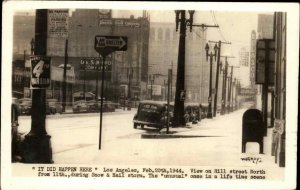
xmin=62 ymin=39 xmax=68 ymax=112
xmin=30 ymin=38 xmax=35 ymax=55
xmin=23 ymin=9 xmax=52 ymax=163
xmin=173 ymin=10 xmax=194 ymax=127
xmin=221 ymin=59 xmax=228 ymax=115
xmin=227 ymin=66 xmax=233 ymax=113
xmin=205 ymin=43 xmax=217 ymax=119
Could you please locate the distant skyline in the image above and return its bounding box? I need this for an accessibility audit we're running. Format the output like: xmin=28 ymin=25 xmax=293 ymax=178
xmin=14 ymin=9 xmax=274 ymax=85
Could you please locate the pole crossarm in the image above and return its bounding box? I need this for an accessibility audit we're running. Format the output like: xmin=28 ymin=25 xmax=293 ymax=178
xmin=208 ymin=40 xmax=231 ymax=44
xmin=191 ymin=24 xmax=219 ymax=28
xmin=220 ymin=56 xmax=235 ymax=58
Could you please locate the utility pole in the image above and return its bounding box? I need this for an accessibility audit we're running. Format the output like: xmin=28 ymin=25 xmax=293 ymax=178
xmin=95 ymin=57 xmax=100 ymax=100
xmin=127 ymin=67 xmax=133 ymax=110
xmin=167 ymin=69 xmax=172 ymax=134
xmin=220 ymin=58 xmax=228 ymax=115
xmin=227 ymin=66 xmax=233 ymax=113
xmin=208 ymin=40 xmax=231 ymax=117
xmin=23 ymin=9 xmax=52 ymax=163
xmin=164 ymin=79 xmax=167 ymax=101
xmin=174 ymin=10 xmax=194 ymax=127
xmin=170 ymin=61 xmax=173 ymax=101
xmin=62 ymin=39 xmax=68 ymax=112
xmin=227 ymin=65 xmax=240 ymax=113
xmin=220 ymin=56 xmax=235 ymax=115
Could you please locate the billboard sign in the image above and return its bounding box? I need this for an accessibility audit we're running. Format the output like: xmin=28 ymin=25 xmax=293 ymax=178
xmin=147 ymin=85 xmax=162 ymax=96
xmin=48 ymin=9 xmax=69 ymax=38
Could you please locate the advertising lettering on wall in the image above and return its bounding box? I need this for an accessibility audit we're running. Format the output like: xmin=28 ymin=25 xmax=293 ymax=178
xmin=48 ymin=9 xmax=69 ymax=38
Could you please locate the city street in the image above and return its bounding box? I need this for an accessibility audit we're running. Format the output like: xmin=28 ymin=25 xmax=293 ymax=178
xmin=17 ymin=107 xmax=284 ymax=180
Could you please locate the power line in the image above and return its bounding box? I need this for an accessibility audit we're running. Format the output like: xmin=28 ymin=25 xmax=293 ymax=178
xmin=210 ymin=11 xmax=229 ymax=43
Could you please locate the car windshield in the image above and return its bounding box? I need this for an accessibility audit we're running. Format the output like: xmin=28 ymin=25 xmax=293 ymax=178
xmin=141 ymin=104 xmax=160 ymax=112
xmin=20 ymin=100 xmax=31 ymax=105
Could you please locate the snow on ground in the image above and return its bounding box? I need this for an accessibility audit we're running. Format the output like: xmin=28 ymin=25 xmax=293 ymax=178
xmin=17 ymin=108 xmax=284 ymax=180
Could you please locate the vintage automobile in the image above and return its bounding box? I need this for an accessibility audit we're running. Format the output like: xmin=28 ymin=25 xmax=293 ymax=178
xmin=87 ymin=100 xmax=116 ymax=112
xmin=184 ymin=102 xmax=201 ymax=124
xmin=133 ymin=100 xmax=173 ymax=130
xmin=12 ymin=98 xmax=22 ymax=162
xmin=46 ymin=99 xmax=63 ymax=114
xmin=19 ymin=98 xmax=32 ymax=115
xmin=72 ymin=100 xmax=89 ymax=113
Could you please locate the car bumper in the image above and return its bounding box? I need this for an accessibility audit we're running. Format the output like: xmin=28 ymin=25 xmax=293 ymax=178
xmin=133 ymin=120 xmax=163 ymax=128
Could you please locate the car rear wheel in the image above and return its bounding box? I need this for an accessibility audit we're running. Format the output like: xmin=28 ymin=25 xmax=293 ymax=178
xmin=141 ymin=124 xmax=144 ymax=129
xmin=134 ymin=123 xmax=137 ymax=129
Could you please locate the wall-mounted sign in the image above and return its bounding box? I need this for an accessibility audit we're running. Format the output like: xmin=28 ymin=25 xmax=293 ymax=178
xmin=255 ymin=39 xmax=275 ymax=85
xmin=48 ymin=9 xmax=69 ymax=38
xmin=80 ymin=57 xmax=112 ymax=72
xmin=30 ymin=56 xmax=51 ymax=88
xmin=51 ymin=66 xmax=75 ymax=83
xmin=79 ymin=57 xmax=113 ymax=80
xmin=99 ymin=19 xmax=140 ymax=28
xmin=147 ymin=85 xmax=162 ymax=96
xmin=99 ymin=9 xmax=112 ymax=19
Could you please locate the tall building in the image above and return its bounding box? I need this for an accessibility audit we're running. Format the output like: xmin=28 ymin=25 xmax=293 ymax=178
xmin=239 ymin=47 xmax=249 ymax=67
xmin=257 ymin=14 xmax=274 ymax=39
xmin=273 ymin=12 xmax=287 ymax=167
xmin=148 ymin=22 xmax=208 ymax=103
xmin=12 ymin=9 xmax=150 ymax=103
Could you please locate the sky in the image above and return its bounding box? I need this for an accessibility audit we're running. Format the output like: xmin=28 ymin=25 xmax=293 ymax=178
xmin=114 ymin=10 xmax=271 ymax=65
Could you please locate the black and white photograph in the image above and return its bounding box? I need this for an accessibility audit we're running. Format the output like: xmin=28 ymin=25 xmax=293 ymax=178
xmin=1 ymin=1 xmax=298 ymax=190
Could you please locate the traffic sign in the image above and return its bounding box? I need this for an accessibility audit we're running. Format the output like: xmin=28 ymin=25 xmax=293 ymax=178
xmin=94 ymin=36 xmax=127 ymax=57
xmin=30 ymin=56 xmax=51 ymax=88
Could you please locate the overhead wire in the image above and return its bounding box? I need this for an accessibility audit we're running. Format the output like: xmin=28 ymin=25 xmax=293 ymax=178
xmin=210 ymin=11 xmax=229 ymax=43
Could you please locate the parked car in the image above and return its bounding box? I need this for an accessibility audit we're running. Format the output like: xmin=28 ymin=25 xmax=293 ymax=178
xmin=133 ymin=100 xmax=173 ymax=130
xmin=12 ymin=98 xmax=22 ymax=162
xmin=87 ymin=100 xmax=116 ymax=112
xmin=72 ymin=100 xmax=88 ymax=113
xmin=19 ymin=98 xmax=32 ymax=115
xmin=46 ymin=99 xmax=63 ymax=114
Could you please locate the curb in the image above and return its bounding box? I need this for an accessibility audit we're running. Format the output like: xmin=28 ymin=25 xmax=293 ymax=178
xmin=141 ymin=133 xmax=223 ymax=139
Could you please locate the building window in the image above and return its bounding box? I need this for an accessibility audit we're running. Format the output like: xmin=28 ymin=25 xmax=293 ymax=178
xmin=165 ymin=28 xmax=170 ymax=41
xmin=150 ymin=28 xmax=155 ymax=40
xmin=173 ymin=29 xmax=177 ymax=40
xmin=158 ymin=28 xmax=163 ymax=41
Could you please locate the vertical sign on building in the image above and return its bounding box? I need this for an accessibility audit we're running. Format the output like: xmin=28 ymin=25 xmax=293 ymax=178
xmin=250 ymin=31 xmax=256 ymax=86
xmin=255 ymin=39 xmax=275 ymax=85
xmin=99 ymin=9 xmax=112 ymax=19
xmin=48 ymin=9 xmax=69 ymax=38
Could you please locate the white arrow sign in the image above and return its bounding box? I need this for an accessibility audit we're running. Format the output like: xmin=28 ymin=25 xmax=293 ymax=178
xmin=95 ymin=36 xmax=126 ymax=49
